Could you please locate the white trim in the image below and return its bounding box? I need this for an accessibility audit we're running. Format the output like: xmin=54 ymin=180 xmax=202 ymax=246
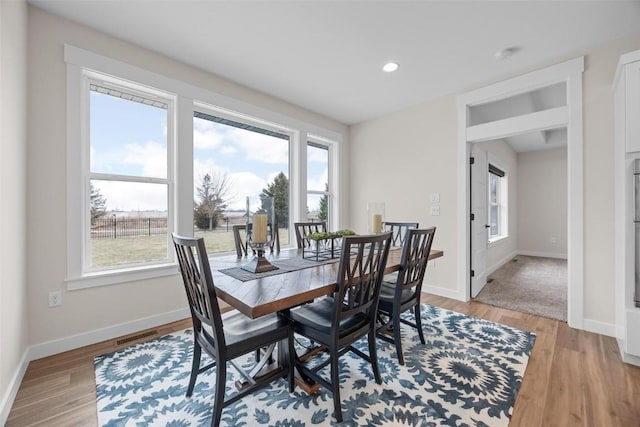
xmin=486 ymin=250 xmax=518 ymax=276
xmin=617 ymin=338 xmax=640 ymax=367
xmin=66 ymin=264 xmax=179 ymax=290
xmin=28 ymin=308 xmax=190 ymax=361
xmin=64 ymin=45 xmax=343 ymax=143
xmin=583 ymin=318 xmax=616 ymax=338
xmin=0 ymin=350 xmax=29 ymax=426
xmin=467 ymin=106 xmax=567 ymax=143
xmin=422 ymin=285 xmax=465 ymax=301
xmin=457 ymin=56 xmax=584 ymax=331
xmin=517 ymin=250 xmax=568 ymax=260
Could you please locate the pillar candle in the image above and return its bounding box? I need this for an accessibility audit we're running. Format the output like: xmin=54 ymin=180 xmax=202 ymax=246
xmin=373 ymin=214 xmax=383 ymax=233
xmin=252 ymin=214 xmax=268 ymax=243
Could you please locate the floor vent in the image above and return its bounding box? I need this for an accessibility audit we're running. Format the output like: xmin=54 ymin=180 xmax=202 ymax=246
xmin=512 ymin=258 xmax=518 ymax=262
xmin=115 ymin=330 xmax=158 ymax=346
xmin=487 ymin=278 xmax=494 ymax=283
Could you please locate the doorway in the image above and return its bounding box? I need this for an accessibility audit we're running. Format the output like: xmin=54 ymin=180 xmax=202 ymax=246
xmin=470 ymin=130 xmax=568 ymax=321
xmin=456 ymin=57 xmax=584 ymax=329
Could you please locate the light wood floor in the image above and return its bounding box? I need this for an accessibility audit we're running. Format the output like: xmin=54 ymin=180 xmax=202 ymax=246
xmin=6 ymin=294 xmax=640 ymax=426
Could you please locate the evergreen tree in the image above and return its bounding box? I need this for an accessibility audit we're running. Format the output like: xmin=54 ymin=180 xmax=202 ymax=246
xmin=318 ymin=182 xmax=329 ymax=221
xmin=90 ymin=183 xmax=107 ymax=224
xmin=260 ymin=172 xmax=289 ymax=227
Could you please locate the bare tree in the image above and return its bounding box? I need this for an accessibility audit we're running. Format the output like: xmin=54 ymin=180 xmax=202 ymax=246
xmin=194 ymin=170 xmax=233 ymax=230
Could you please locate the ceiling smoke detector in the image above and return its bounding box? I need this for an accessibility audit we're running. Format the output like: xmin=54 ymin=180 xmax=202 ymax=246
xmin=494 ymin=47 xmax=519 ymax=60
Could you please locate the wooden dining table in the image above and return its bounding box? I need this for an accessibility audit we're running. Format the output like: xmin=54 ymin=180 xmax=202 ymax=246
xmin=209 ymin=244 xmax=443 ymax=393
xmin=210 ymin=246 xmax=444 ymax=319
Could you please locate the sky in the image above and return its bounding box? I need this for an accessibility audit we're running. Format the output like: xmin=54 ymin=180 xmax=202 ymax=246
xmin=90 ymin=91 xmax=328 ymax=213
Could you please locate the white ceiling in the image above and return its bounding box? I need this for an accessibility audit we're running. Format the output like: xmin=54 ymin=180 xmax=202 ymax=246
xmin=29 ymin=0 xmax=640 ymax=125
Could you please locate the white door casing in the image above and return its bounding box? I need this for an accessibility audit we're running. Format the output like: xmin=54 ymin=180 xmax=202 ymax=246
xmin=471 ymin=145 xmax=488 ymax=297
xmin=456 ymin=56 xmax=584 ymax=329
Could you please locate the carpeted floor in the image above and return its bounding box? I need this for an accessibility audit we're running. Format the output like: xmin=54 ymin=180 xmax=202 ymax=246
xmin=95 ymin=304 xmax=535 ymax=426
xmin=475 ymin=255 xmax=567 ymax=321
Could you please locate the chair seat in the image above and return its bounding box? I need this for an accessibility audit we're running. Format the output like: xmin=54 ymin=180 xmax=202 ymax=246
xmin=378 ymin=281 xmax=414 ymax=309
xmin=288 ymin=297 xmax=368 ymax=338
xmin=222 ymin=311 xmax=290 ymax=355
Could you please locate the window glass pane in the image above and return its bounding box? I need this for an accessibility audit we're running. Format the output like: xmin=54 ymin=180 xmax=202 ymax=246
xmin=193 ymin=114 xmax=290 ymax=253
xmin=307 ymin=143 xmax=329 ymax=192
xmin=90 ymin=180 xmax=168 ymax=268
xmin=307 ymin=193 xmax=330 ymax=224
xmin=90 ymin=89 xmax=167 ymax=178
xmin=490 ymin=205 xmax=499 ymax=236
xmin=489 ymin=173 xmax=498 ymax=203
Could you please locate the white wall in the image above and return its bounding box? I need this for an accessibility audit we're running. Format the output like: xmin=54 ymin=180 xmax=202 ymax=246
xmin=474 ymin=140 xmax=518 ymax=273
xmin=0 ymin=0 xmax=29 ymax=423
xmin=349 ymin=31 xmax=640 ymax=327
xmin=517 ymin=147 xmax=568 ymax=258
xmin=26 ymin=7 xmax=347 ymax=354
xmin=349 ymin=97 xmax=458 ymax=297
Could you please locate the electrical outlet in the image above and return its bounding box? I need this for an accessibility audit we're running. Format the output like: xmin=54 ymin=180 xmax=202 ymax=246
xmin=551 ymin=236 xmax=557 ymax=244
xmin=48 ymin=291 xmax=62 ymax=307
xmin=430 ymin=205 xmax=440 ymax=216
xmin=430 ymin=192 xmax=440 ymax=203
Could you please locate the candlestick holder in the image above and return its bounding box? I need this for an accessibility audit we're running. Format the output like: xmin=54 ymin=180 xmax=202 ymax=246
xmin=367 ymin=202 xmax=385 ymax=234
xmin=241 ymin=196 xmax=279 ymax=273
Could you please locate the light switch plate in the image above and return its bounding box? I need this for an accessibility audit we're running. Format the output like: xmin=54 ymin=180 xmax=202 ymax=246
xmin=430 ymin=192 xmax=440 ymax=203
xmin=430 ymin=205 xmax=440 ymax=216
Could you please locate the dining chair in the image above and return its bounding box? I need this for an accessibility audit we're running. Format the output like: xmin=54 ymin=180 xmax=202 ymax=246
xmin=232 ymin=223 xmax=280 ymax=257
xmin=293 ymin=221 xmax=327 ymax=248
xmin=172 ymin=233 xmax=294 ymax=427
xmin=384 ymin=221 xmax=419 ymax=246
xmin=287 ymin=231 xmax=392 ymax=422
xmin=376 ymin=227 xmax=436 ymax=365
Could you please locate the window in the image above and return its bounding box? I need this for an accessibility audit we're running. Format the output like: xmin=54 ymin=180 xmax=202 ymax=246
xmin=193 ymin=109 xmax=291 ymax=254
xmin=307 ymin=140 xmax=332 ymax=227
xmin=87 ymin=77 xmax=174 ymax=271
xmin=65 ymin=45 xmax=343 ymax=288
xmin=488 ymin=163 xmax=507 ymax=241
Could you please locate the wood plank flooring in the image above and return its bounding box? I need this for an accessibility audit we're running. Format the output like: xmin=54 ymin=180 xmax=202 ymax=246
xmin=6 ymin=295 xmax=640 ymax=426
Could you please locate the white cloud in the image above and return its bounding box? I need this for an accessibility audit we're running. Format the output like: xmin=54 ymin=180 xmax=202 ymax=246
xmin=95 ymin=180 xmax=166 ymax=212
xmin=307 ymin=167 xmax=328 ymax=192
xmin=230 ymin=128 xmax=289 ymax=164
xmin=123 ymin=141 xmax=167 ymax=178
xmin=194 ymin=117 xmax=225 ymax=150
xmin=226 ymin=171 xmax=267 ymax=210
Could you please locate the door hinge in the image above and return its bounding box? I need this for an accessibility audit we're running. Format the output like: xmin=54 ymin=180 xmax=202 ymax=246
xmin=471 ymin=269 xmax=475 ymax=277
xmin=470 ymin=157 xmax=475 ymax=165
xmin=470 ymin=213 xmax=475 ymax=221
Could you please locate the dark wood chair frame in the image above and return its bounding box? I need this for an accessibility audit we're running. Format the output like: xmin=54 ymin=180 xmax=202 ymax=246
xmin=376 ymin=227 xmax=436 ymax=365
xmin=288 ymin=232 xmax=392 ymax=422
xmin=172 ymin=233 xmax=294 ymax=426
xmin=383 ymin=221 xmax=419 ymax=246
xmin=232 ymin=223 xmax=281 ymax=257
xmin=293 ymin=221 xmax=327 ymax=249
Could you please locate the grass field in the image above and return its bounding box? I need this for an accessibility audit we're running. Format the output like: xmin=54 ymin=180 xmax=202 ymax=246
xmin=91 ymin=228 xmax=290 ymax=267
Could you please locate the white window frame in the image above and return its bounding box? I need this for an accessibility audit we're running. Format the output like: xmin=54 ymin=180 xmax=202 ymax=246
xmin=488 ymin=161 xmax=508 ymax=244
xmin=306 ymin=137 xmax=336 ymax=229
xmin=65 ymin=45 xmax=345 ymax=289
xmin=193 ymin=102 xmax=295 ymax=235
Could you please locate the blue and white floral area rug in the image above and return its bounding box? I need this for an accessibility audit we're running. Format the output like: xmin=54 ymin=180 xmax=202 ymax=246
xmin=95 ymin=304 xmax=535 ymax=426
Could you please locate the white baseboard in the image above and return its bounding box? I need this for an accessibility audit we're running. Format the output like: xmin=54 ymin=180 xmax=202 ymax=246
xmin=583 ymin=318 xmax=616 ymax=337
xmin=0 ymin=349 xmax=30 ymax=426
xmin=517 ymin=250 xmax=568 ymax=260
xmin=28 ymin=308 xmax=190 ymax=361
xmin=487 ymin=251 xmax=518 ymax=276
xmin=617 ymin=338 xmax=640 ymax=367
xmin=422 ymin=284 xmax=466 ymax=301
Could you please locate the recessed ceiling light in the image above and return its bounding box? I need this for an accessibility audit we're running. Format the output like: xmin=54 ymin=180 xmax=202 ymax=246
xmin=494 ymin=47 xmax=519 ymax=60
xmin=382 ymin=62 xmax=399 ymax=72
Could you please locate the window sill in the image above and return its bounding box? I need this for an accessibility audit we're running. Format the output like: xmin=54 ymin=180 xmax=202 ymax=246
xmin=66 ymin=263 xmax=179 ymax=290
xmin=488 ymin=235 xmax=509 ymax=247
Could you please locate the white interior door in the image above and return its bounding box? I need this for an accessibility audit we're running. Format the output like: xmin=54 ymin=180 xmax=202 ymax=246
xmin=471 ymin=144 xmax=488 ymax=297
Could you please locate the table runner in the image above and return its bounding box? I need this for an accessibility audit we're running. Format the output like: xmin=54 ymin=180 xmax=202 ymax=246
xmin=219 ymin=255 xmax=340 ymax=282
